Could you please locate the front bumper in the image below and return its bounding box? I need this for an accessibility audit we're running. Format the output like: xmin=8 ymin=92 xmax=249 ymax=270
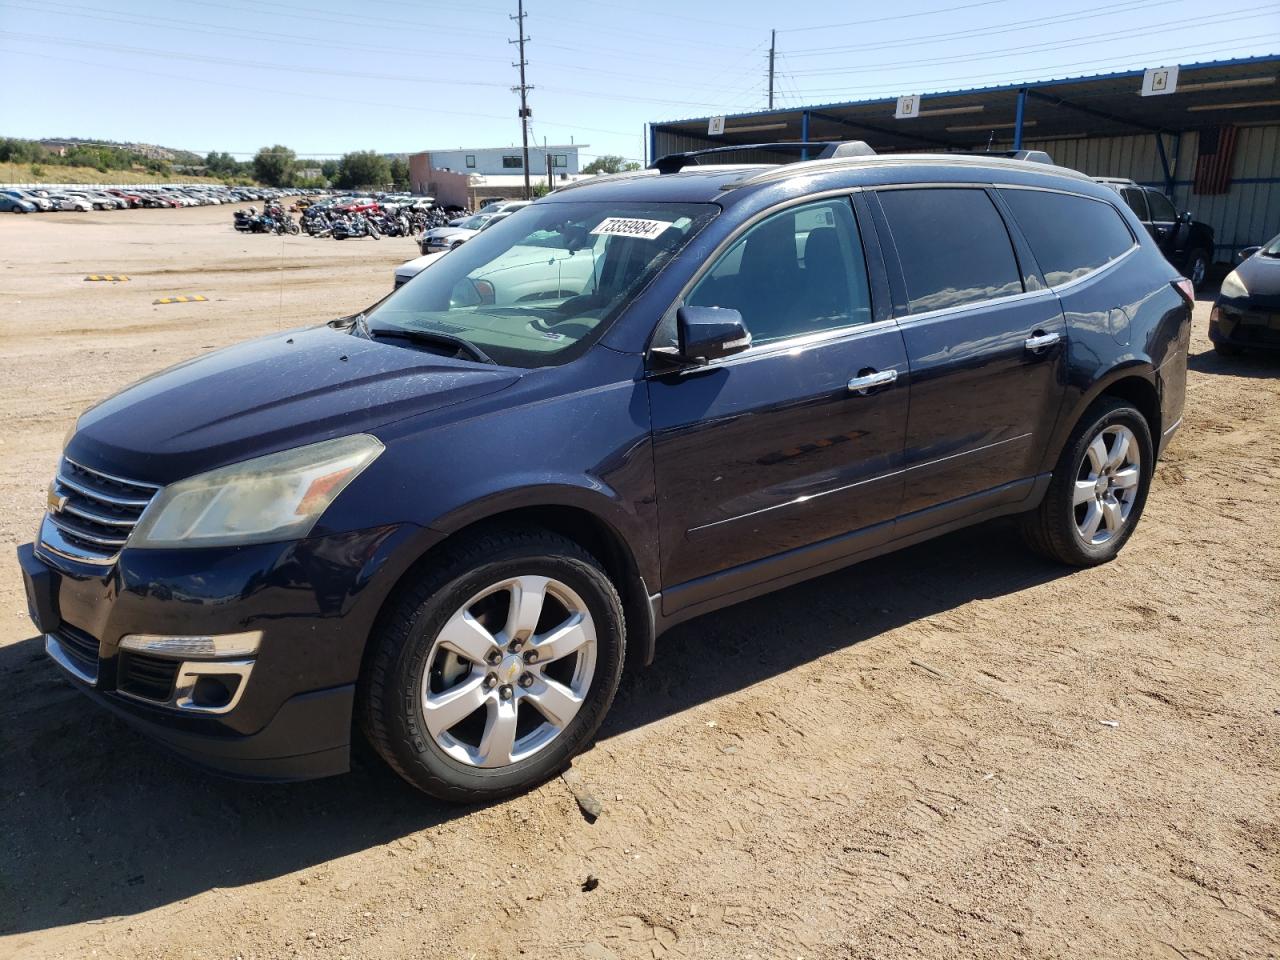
xmin=18 ymin=521 xmax=428 ymax=781
xmin=1210 ymin=301 xmax=1280 ymax=350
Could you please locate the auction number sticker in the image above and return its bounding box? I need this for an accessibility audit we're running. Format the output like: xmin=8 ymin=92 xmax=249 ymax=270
xmin=591 ymin=217 xmax=672 ymax=240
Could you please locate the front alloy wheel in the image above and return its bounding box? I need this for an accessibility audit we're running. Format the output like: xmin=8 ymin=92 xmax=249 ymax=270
xmin=422 ymin=575 xmax=597 ymax=769
xmin=360 ymin=528 xmax=625 ymax=801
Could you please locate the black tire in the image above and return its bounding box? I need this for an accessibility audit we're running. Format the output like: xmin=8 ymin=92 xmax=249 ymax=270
xmin=1213 ymin=339 xmax=1243 ymax=358
xmin=359 ymin=527 xmax=626 ymax=802
xmin=1020 ymin=397 xmax=1154 ymax=567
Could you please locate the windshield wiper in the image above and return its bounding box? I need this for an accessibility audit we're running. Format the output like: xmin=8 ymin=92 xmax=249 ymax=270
xmin=362 ymin=319 xmax=495 ymax=365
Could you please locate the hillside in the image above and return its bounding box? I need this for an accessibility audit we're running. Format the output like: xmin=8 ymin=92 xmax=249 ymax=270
xmin=0 ymin=162 xmax=238 ymax=186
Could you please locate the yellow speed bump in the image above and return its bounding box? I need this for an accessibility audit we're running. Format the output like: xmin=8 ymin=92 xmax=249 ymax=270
xmin=84 ymin=275 xmax=130 ymax=282
xmin=153 ymin=295 xmax=208 ymax=305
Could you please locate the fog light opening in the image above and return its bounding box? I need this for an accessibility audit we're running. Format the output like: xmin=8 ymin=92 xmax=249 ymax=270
xmin=191 ymin=673 xmax=241 ymax=711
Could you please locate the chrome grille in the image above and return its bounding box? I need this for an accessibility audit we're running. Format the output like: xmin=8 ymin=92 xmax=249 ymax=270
xmin=38 ymin=457 xmax=161 ymax=565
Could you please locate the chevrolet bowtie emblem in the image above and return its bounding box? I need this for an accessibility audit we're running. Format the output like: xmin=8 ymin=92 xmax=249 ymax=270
xmin=47 ymin=482 xmax=68 ymax=514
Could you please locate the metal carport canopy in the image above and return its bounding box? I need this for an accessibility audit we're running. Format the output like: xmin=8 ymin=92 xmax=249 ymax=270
xmin=648 ymin=54 xmax=1280 ymax=159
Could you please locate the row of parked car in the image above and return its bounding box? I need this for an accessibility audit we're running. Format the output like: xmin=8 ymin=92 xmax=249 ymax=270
xmin=0 ymin=184 xmax=329 ymax=213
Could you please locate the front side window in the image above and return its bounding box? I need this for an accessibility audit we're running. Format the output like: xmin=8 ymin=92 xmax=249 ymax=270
xmin=999 ymin=188 xmax=1135 ymax=286
xmin=681 ymin=198 xmax=872 ymax=345
xmin=369 ymin=201 xmax=718 ymax=368
xmin=1145 ymin=189 xmax=1177 ymax=222
xmin=878 ymin=187 xmax=1023 ymax=314
xmin=502 ymin=155 xmax=523 ymax=169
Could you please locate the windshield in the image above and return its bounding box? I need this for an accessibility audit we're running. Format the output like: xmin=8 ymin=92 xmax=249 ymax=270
xmin=1261 ymin=233 xmax=1280 ymax=257
xmin=367 ymin=199 xmax=718 ymax=368
xmin=456 ymin=214 xmax=493 ymax=230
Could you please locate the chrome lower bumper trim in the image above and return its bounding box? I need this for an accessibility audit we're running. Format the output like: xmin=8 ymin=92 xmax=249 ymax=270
xmin=46 ymin=633 xmax=98 ymax=686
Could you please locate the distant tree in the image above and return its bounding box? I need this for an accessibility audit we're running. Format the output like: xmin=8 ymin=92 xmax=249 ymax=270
xmin=388 ymin=156 xmax=410 ymax=190
xmin=320 ymin=159 xmax=340 ymax=181
xmin=204 ymin=151 xmax=241 ymax=176
xmin=623 ymin=161 xmax=642 ymax=171
xmin=335 ymin=151 xmax=392 ymax=190
xmin=581 ymin=155 xmax=628 ymax=175
xmin=252 ymin=145 xmax=297 ymax=186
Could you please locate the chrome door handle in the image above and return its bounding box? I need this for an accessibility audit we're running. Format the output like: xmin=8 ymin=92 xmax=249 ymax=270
xmin=847 ymin=369 xmax=898 ymax=394
xmin=1024 ymin=331 xmax=1061 ymax=351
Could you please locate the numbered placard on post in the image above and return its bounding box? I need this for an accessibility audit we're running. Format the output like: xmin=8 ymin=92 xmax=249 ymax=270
xmin=707 ymin=116 xmax=726 ymax=136
xmin=895 ymin=95 xmax=920 ymax=119
xmin=1141 ymin=66 xmax=1179 ymax=96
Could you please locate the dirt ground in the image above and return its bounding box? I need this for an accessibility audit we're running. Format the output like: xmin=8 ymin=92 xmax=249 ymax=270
xmin=0 ymin=204 xmax=1276 ymax=960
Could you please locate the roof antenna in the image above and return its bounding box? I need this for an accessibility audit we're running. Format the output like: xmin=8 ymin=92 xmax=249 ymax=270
xmin=985 ymin=130 xmax=995 ymax=153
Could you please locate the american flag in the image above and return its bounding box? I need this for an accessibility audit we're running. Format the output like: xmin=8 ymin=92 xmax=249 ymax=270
xmin=1193 ymin=126 xmax=1238 ymax=195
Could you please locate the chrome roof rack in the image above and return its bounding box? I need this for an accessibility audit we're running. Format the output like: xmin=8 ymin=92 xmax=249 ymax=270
xmin=649 ymin=140 xmax=875 ymax=174
xmin=730 ymin=151 xmax=1091 ymax=188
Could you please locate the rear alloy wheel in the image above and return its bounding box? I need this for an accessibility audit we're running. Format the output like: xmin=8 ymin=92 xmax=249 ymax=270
xmin=1020 ymin=397 xmax=1153 ymax=566
xmin=360 ymin=528 xmax=625 ymax=802
xmin=1187 ymin=249 xmax=1209 ymax=291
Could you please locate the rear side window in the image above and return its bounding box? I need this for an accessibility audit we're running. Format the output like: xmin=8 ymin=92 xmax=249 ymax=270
xmin=877 ymin=188 xmax=1023 ymax=314
xmin=999 ymin=189 xmax=1135 ymax=286
xmin=1120 ymin=187 xmax=1149 ymax=221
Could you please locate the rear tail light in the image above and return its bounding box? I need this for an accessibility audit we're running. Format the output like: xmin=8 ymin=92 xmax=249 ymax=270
xmin=473 ymin=279 xmax=496 ymax=305
xmin=1172 ymin=278 xmax=1195 ymax=306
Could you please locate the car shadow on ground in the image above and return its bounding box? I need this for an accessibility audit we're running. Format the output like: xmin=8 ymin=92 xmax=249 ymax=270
xmin=1 ymin=520 xmax=1069 ymax=936
xmin=1188 ymin=346 xmax=1280 ymax=378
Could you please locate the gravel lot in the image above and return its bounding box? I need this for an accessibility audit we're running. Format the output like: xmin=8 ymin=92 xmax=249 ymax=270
xmin=1 ymin=204 xmax=1277 ymax=960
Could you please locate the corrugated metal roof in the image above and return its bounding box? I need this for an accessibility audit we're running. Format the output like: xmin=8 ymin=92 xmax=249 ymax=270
xmin=651 ymin=54 xmax=1280 ymax=154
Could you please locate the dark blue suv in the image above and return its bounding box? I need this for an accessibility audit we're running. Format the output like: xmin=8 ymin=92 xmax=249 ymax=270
xmin=18 ymin=144 xmax=1192 ymax=800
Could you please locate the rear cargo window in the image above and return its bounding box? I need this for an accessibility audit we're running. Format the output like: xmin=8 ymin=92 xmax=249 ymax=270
xmin=1000 ymin=189 xmax=1135 ymax=286
xmin=878 ymin=187 xmax=1023 ymax=314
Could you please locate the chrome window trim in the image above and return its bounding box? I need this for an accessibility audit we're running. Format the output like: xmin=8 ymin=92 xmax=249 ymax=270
xmin=688 ymin=432 xmax=1033 ymax=534
xmin=1044 ymin=243 xmax=1138 ymax=295
xmin=646 ymin=187 xmax=874 ymax=366
xmin=891 ymin=287 xmax=1058 ymax=327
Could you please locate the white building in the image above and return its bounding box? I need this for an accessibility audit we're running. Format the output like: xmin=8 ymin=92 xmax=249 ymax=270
xmin=411 ymin=144 xmax=586 ymax=177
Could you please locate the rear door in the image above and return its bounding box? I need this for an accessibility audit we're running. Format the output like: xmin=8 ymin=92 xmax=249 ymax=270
xmin=869 ymin=186 xmax=1068 ymax=524
xmin=647 ymin=195 xmax=909 ymax=609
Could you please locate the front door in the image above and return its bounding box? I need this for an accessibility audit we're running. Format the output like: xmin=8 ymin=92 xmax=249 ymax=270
xmin=646 ymin=197 xmax=909 ymax=612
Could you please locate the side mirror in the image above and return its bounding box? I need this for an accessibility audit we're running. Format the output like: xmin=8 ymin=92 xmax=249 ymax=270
xmin=1235 ymin=245 xmax=1261 ymax=265
xmin=676 ymin=306 xmax=752 ymax=364
xmin=1178 ymin=210 xmax=1194 ymax=224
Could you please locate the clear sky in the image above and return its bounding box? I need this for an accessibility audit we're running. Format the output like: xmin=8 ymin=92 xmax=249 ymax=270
xmin=2 ymin=0 xmax=1276 ymax=164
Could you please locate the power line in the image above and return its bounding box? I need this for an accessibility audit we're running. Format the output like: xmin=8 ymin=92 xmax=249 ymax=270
xmin=0 ymin=47 xmax=637 ymax=140
xmin=784 ymin=35 xmax=1280 ymax=98
xmin=784 ymin=0 xmax=1175 ymax=57
xmin=785 ymin=1 xmax=1264 ymax=78
xmin=779 ymin=0 xmax=1016 ymax=32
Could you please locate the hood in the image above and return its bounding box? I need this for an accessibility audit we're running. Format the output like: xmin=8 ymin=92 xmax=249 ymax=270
xmin=1227 ymin=253 xmax=1280 ymax=310
xmin=71 ymin=324 xmax=519 ymax=483
xmin=395 ymin=251 xmax=447 ymax=279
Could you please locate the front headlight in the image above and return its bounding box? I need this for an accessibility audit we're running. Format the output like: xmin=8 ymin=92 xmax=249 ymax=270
xmin=1219 ymin=269 xmax=1249 ymax=299
xmin=131 ymin=434 xmax=384 ymax=549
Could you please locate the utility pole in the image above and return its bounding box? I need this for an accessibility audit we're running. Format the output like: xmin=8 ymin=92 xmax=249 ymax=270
xmin=768 ymin=28 xmax=776 ymax=110
xmin=510 ymin=0 xmax=532 ymax=199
